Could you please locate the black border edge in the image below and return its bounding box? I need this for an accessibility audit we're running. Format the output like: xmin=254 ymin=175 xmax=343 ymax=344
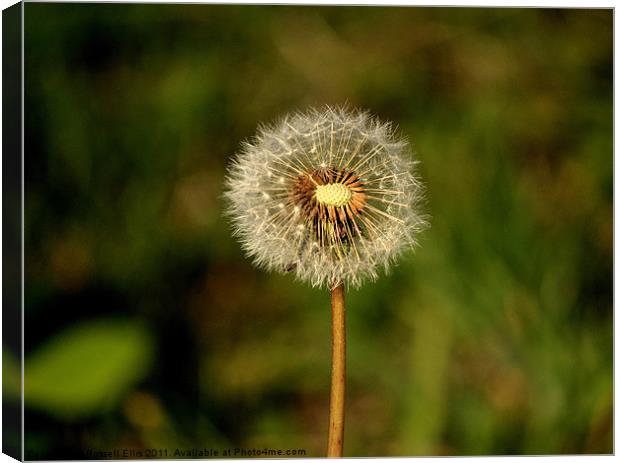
xmin=2 ymin=1 xmax=24 ymax=462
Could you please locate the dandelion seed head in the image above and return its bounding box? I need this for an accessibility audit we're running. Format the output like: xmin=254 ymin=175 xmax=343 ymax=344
xmin=224 ymin=106 xmax=428 ymax=289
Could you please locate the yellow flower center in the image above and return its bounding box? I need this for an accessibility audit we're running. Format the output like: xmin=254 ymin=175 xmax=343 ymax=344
xmin=315 ymin=183 xmax=352 ymax=207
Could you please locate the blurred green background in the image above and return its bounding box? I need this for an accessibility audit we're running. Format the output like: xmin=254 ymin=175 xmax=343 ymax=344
xmin=12 ymin=4 xmax=612 ymax=458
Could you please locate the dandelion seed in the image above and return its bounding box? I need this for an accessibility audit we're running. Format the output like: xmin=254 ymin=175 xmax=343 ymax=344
xmin=224 ymin=106 xmax=427 ymax=289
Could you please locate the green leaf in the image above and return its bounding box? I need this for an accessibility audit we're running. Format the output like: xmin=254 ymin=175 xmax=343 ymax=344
xmin=25 ymin=318 xmax=154 ymax=420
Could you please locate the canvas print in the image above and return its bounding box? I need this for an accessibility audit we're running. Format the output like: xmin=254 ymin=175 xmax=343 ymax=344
xmin=1 ymin=3 xmax=612 ymax=460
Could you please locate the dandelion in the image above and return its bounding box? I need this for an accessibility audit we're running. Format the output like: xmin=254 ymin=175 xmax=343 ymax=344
xmin=224 ymin=106 xmax=427 ymax=457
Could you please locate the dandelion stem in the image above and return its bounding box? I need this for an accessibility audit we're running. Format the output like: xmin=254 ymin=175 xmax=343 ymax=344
xmin=327 ymin=282 xmax=346 ymax=458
